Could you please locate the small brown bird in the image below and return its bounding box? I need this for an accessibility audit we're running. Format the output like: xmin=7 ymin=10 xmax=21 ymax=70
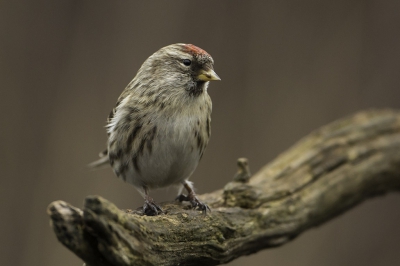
xmin=90 ymin=44 xmax=220 ymax=215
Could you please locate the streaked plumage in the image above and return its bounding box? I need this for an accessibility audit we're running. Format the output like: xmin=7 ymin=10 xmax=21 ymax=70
xmin=90 ymin=44 xmax=220 ymax=215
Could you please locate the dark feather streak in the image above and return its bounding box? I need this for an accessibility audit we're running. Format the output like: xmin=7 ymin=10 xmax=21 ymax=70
xmin=132 ymin=156 xmax=140 ymax=173
xmin=126 ymin=123 xmax=143 ymax=152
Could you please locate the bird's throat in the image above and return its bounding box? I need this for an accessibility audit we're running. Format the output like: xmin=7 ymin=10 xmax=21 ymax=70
xmin=187 ymin=81 xmax=206 ymax=97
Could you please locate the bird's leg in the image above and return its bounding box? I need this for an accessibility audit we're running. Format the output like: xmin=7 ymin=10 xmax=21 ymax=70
xmin=176 ymin=181 xmax=210 ymax=213
xmin=142 ymin=186 xmax=162 ymax=216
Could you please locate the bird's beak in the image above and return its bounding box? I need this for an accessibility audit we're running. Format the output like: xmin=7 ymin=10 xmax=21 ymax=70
xmin=197 ymin=69 xmax=221 ymax=81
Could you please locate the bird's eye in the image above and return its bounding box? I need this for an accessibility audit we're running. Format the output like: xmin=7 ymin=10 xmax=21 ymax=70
xmin=182 ymin=59 xmax=192 ymax=66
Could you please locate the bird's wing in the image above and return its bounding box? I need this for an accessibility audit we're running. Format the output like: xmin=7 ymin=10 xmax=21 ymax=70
xmin=90 ymin=85 xmax=133 ymax=169
xmin=107 ymin=88 xmax=132 ymax=128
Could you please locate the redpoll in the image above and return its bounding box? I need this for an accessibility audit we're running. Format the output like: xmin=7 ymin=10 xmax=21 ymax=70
xmin=90 ymin=44 xmax=220 ymax=215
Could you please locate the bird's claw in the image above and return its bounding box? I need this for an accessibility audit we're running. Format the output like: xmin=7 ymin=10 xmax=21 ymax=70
xmin=176 ymin=193 xmax=211 ymax=214
xmin=143 ymin=198 xmax=163 ymax=216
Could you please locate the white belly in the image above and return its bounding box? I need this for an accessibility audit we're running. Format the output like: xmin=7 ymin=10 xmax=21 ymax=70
xmin=129 ymin=123 xmax=200 ymax=188
xmin=114 ymin=113 xmax=206 ymax=191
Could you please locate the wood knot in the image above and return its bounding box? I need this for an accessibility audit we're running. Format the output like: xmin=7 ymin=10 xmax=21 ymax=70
xmin=222 ymin=158 xmax=259 ymax=208
xmin=233 ymin=158 xmax=251 ymax=183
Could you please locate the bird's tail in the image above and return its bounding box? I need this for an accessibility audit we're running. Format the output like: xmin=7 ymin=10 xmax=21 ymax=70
xmin=88 ymin=150 xmax=110 ymax=169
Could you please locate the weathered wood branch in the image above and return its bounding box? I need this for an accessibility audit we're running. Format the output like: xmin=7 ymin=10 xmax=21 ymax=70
xmin=48 ymin=109 xmax=400 ymax=266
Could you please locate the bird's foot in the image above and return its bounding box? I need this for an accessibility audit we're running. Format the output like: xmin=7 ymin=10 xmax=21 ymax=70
xmin=176 ymin=193 xmax=211 ymax=213
xmin=143 ymin=197 xmax=162 ymax=216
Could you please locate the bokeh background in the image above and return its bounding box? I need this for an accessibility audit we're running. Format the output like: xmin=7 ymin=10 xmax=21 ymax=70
xmin=1 ymin=1 xmax=400 ymax=265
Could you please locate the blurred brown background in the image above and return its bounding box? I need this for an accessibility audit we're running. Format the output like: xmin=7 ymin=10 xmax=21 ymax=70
xmin=1 ymin=1 xmax=400 ymax=265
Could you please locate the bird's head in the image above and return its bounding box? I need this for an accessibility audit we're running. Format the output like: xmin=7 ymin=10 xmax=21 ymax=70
xmin=135 ymin=43 xmax=220 ymax=98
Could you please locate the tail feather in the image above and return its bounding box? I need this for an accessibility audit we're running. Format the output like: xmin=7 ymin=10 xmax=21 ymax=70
xmin=88 ymin=149 xmax=110 ymax=169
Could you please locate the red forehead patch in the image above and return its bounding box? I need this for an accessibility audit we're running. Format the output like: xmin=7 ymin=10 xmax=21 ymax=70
xmin=184 ymin=44 xmax=210 ymax=56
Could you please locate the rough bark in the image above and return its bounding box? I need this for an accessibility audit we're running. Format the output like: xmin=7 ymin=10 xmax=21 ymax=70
xmin=48 ymin=109 xmax=400 ymax=266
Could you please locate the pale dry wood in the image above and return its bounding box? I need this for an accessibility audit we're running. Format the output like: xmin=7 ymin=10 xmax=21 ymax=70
xmin=48 ymin=109 xmax=400 ymax=266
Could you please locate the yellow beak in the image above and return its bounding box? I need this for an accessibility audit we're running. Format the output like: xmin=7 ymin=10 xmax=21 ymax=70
xmin=197 ymin=69 xmax=221 ymax=81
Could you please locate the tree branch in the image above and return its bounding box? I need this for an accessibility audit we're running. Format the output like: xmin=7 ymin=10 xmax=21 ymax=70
xmin=48 ymin=109 xmax=400 ymax=266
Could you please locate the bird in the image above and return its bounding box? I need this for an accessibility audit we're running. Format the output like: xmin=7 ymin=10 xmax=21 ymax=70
xmin=89 ymin=43 xmax=220 ymax=215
